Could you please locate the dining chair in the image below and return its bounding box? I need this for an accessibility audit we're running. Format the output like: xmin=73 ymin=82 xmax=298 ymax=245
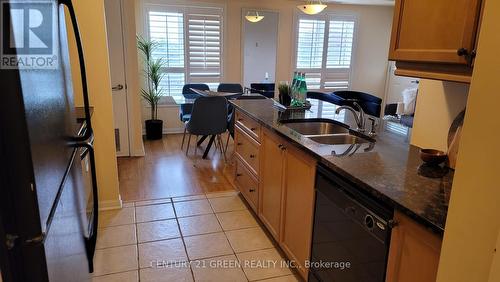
xmin=250 ymin=83 xmax=275 ymax=98
xmin=180 ymin=83 xmax=209 ymax=149
xmin=185 ymin=96 xmax=228 ymax=160
xmin=217 ymin=83 xmax=243 ymax=94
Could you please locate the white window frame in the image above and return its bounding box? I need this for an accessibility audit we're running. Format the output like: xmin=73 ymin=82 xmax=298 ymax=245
xmin=292 ymin=12 xmax=357 ymax=122
xmin=292 ymin=12 xmax=358 ymax=92
xmin=143 ymin=3 xmax=224 ymax=102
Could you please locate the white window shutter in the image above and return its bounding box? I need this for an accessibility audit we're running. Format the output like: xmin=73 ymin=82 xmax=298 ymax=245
xmin=323 ymin=70 xmax=350 ymax=91
xmin=296 ymin=19 xmax=326 ymax=69
xmin=326 ymin=20 xmax=355 ymax=68
xmin=148 ymin=11 xmax=185 ymax=67
xmin=148 ymin=11 xmax=185 ymax=98
xmin=187 ymin=13 xmax=222 ymax=85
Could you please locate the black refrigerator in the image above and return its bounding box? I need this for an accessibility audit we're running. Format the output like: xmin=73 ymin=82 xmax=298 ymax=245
xmin=0 ymin=0 xmax=98 ymax=281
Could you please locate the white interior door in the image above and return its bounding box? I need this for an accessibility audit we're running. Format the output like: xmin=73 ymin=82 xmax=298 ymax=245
xmin=104 ymin=0 xmax=130 ymax=157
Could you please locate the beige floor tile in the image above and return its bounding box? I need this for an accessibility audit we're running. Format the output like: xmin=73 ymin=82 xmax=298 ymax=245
xmin=178 ymin=214 xmax=222 ymax=236
xmin=216 ymin=210 xmax=258 ymax=231
xmin=226 ymin=227 xmax=274 ymax=253
xmin=138 ymin=238 xmax=188 ymax=268
xmin=93 ymin=245 xmax=138 ymax=276
xmin=258 ymin=275 xmax=301 ymax=282
xmin=92 ymin=270 xmax=138 ymax=282
xmin=99 ymin=207 xmax=135 ymax=228
xmin=191 ymin=254 xmax=247 ymax=282
xmin=122 ymin=202 xmax=135 ymax=208
xmin=172 ymin=195 xmax=207 ymax=202
xmin=205 ymin=191 xmax=240 ymax=199
xmin=135 ymin=198 xmax=171 ymax=207
xmin=208 ymin=196 xmax=247 ymax=213
xmin=236 ymin=249 xmax=292 ymax=281
xmin=184 ymin=232 xmax=233 ymax=260
xmin=174 ymin=199 xmax=213 ymax=217
xmin=140 ymin=264 xmax=193 ymax=282
xmin=96 ymin=224 xmax=137 ymax=249
xmin=137 ymin=219 xmax=180 ymax=243
xmin=135 ymin=203 xmax=175 ymax=223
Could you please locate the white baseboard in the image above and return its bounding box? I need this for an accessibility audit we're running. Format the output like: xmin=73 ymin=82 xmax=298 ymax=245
xmin=142 ymin=128 xmax=185 ymax=135
xmin=164 ymin=128 xmax=184 ymax=134
xmin=99 ymin=195 xmax=123 ymax=211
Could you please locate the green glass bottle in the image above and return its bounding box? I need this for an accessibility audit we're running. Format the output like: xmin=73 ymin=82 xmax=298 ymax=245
xmin=299 ymin=72 xmax=308 ymax=104
xmin=291 ymin=72 xmax=299 ymax=102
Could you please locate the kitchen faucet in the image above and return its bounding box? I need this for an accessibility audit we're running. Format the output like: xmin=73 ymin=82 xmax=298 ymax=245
xmin=335 ymin=102 xmax=366 ymax=133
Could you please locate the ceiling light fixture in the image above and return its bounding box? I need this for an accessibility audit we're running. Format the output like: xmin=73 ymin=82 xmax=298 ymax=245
xmin=297 ymin=0 xmax=327 ymax=15
xmin=245 ymin=11 xmax=264 ymax=23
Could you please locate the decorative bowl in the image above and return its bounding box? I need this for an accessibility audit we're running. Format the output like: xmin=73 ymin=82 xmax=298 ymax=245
xmin=419 ymin=149 xmax=447 ymax=166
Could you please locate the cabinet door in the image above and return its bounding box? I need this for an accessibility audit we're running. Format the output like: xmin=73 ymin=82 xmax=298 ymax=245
xmin=259 ymin=130 xmax=285 ymax=240
xmin=386 ymin=211 xmax=442 ymax=282
xmin=281 ymin=145 xmax=316 ymax=280
xmin=389 ymin=0 xmax=482 ymax=64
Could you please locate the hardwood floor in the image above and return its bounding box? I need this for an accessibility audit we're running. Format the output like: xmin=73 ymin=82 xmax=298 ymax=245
xmin=118 ymin=133 xmax=236 ymax=201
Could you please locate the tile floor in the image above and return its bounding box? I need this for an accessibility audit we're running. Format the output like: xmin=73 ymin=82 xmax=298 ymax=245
xmin=93 ymin=191 xmax=301 ymax=282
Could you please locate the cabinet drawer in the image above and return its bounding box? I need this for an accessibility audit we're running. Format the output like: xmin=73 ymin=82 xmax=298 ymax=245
xmin=235 ymin=110 xmax=261 ymax=141
xmin=235 ymin=126 xmax=259 ymax=176
xmin=235 ymin=159 xmax=259 ymax=212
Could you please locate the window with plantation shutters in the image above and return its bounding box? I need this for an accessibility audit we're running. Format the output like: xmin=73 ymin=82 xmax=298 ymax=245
xmin=148 ymin=11 xmax=185 ymax=97
xmin=296 ymin=19 xmax=325 ymax=69
xmin=187 ymin=13 xmax=222 ymax=87
xmin=295 ymin=15 xmax=356 ymax=93
xmin=145 ymin=5 xmax=223 ymax=101
xmin=327 ymin=20 xmax=354 ymax=68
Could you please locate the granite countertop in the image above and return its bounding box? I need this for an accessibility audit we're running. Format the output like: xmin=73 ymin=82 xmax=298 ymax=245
xmin=231 ymin=99 xmax=453 ymax=234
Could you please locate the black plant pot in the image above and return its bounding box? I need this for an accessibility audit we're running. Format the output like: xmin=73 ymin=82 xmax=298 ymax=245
xmin=145 ymin=119 xmax=163 ymax=140
xmin=279 ymin=92 xmax=291 ymax=106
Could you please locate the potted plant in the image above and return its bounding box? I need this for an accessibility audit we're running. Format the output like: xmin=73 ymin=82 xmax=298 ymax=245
xmin=137 ymin=35 xmax=164 ymax=140
xmin=278 ymin=82 xmax=292 ymax=106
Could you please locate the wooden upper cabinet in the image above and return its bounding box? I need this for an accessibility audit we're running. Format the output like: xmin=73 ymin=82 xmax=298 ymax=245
xmin=389 ymin=0 xmax=483 ymax=82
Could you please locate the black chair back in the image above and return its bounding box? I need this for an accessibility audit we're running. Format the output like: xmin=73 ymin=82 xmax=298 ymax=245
xmin=250 ymin=83 xmax=275 ymax=98
xmin=187 ymin=96 xmax=228 ymax=136
xmin=217 ymin=83 xmax=243 ymax=94
xmin=182 ymin=84 xmax=209 ymax=99
xmin=307 ymin=90 xmax=382 ymax=117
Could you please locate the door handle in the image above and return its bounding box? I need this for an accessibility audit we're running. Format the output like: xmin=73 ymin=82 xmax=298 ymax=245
xmin=59 ymin=0 xmax=93 ymax=143
xmin=112 ymin=84 xmax=124 ymax=91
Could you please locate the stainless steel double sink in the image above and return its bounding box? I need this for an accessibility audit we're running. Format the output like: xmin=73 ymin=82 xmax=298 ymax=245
xmin=281 ymin=119 xmax=373 ymax=145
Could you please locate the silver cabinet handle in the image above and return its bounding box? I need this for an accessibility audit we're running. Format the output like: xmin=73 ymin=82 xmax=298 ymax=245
xmin=112 ymin=84 xmax=124 ymax=91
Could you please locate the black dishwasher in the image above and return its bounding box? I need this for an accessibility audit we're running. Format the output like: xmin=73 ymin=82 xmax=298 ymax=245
xmin=309 ymin=165 xmax=394 ymax=282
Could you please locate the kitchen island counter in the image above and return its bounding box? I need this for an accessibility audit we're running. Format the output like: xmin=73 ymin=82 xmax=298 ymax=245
xmin=231 ymin=99 xmax=453 ymax=234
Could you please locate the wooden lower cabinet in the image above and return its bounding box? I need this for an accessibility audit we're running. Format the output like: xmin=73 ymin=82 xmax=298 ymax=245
xmin=385 ymin=211 xmax=442 ymax=282
xmin=280 ymin=144 xmax=316 ymax=280
xmin=259 ymin=130 xmax=285 ymax=240
xmin=259 ymin=128 xmax=316 ymax=280
xmin=235 ymin=159 xmax=259 ymax=212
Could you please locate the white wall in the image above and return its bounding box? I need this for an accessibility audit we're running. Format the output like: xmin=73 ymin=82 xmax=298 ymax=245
xmin=243 ymin=10 xmax=279 ymax=87
xmin=411 ymin=80 xmax=469 ymax=151
xmin=434 ymin=0 xmax=500 ymax=279
xmin=384 ymin=61 xmax=417 ymax=104
xmin=135 ymin=0 xmax=394 ymax=133
xmin=68 ymin=0 xmax=121 ymax=208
